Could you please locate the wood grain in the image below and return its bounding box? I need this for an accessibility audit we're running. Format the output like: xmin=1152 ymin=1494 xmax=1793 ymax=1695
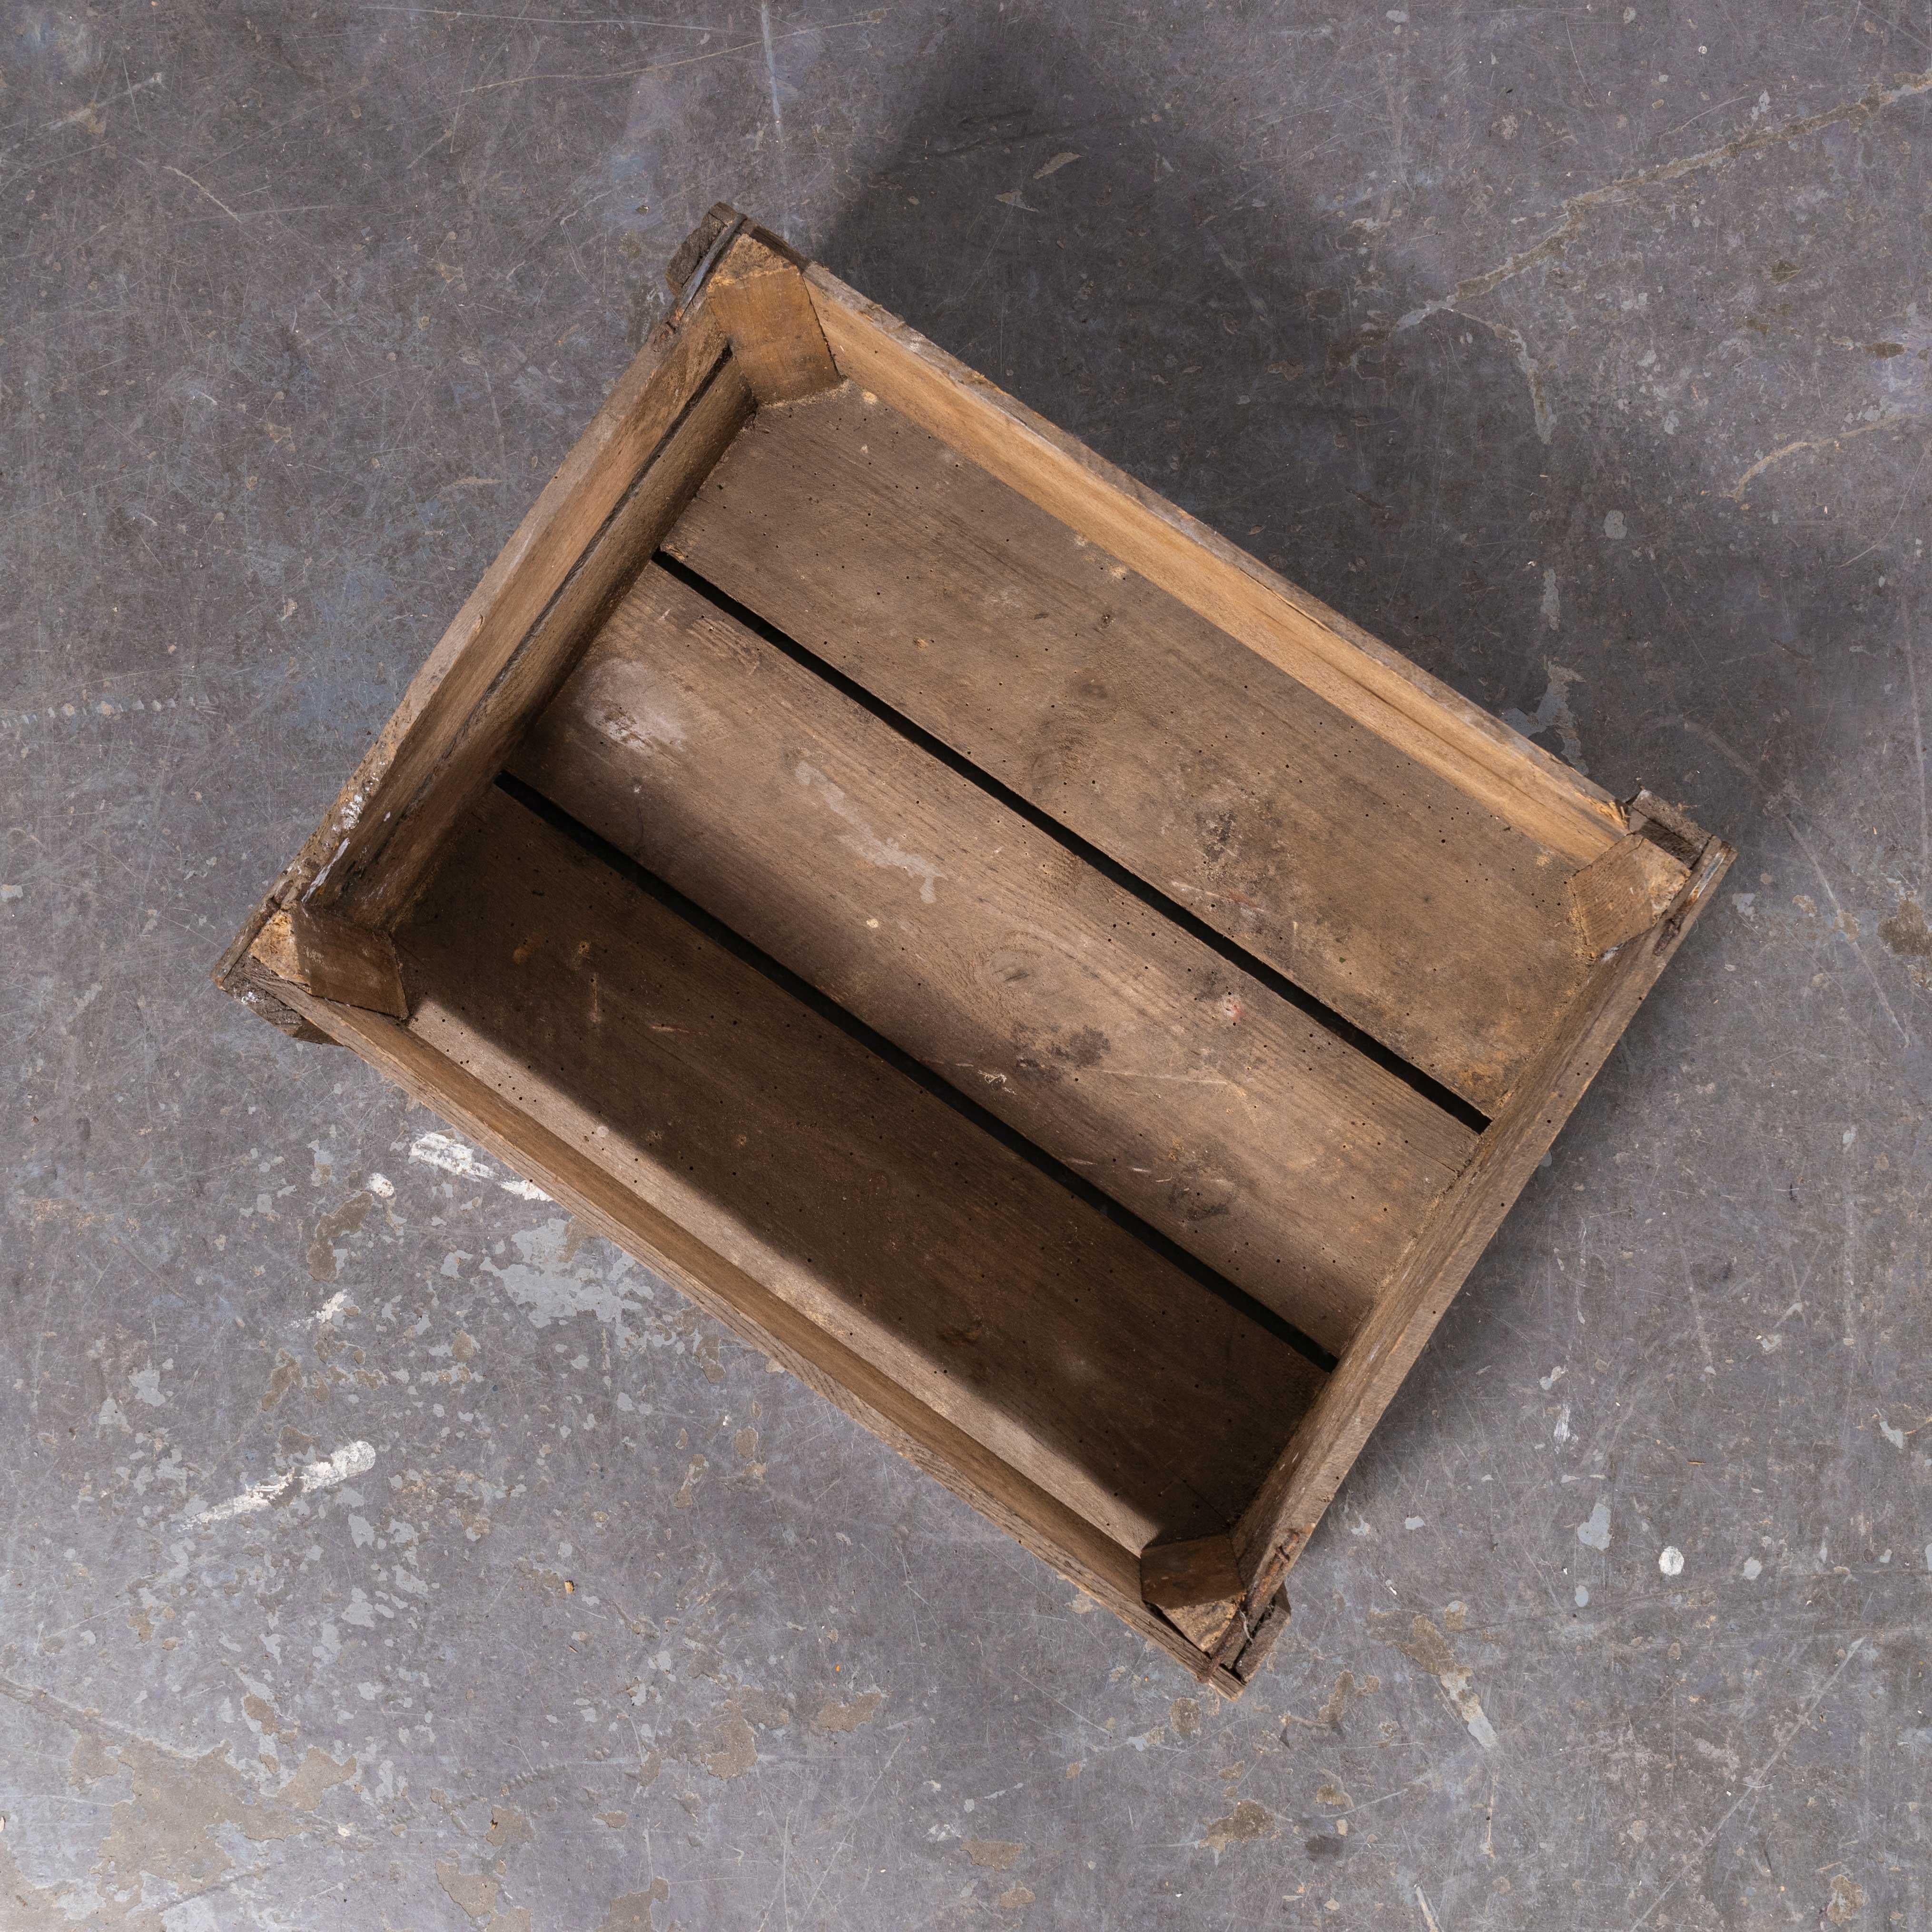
xmin=398 ymin=786 xmax=1326 ymax=1554
xmin=1564 ymin=832 xmax=1691 ymax=956
xmin=802 ymin=264 xmax=1626 ymax=866
xmin=1141 ymin=1533 xmax=1245 ymax=1652
xmin=510 ymin=563 xmax=1478 ymax=1353
xmin=666 ymin=384 xmax=1593 ymax=1114
xmin=250 ymin=907 xmax=408 ymax=1019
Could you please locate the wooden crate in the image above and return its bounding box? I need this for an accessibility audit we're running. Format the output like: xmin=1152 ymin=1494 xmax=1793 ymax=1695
xmin=217 ymin=206 xmax=1733 ymax=1695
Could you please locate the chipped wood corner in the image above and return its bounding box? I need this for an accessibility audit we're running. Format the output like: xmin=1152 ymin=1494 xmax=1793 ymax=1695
xmin=1564 ymin=831 xmax=1692 ymax=957
xmin=1564 ymin=787 xmax=1730 ymax=958
xmin=249 ymin=907 xmax=409 ymax=1020
xmin=1141 ymin=1531 xmax=1246 ymax=1656
xmin=226 ymin=958 xmax=339 ymax=1045
xmin=1222 ymin=1587 xmax=1292 ymax=1686
xmin=705 ymin=226 xmax=839 ymax=404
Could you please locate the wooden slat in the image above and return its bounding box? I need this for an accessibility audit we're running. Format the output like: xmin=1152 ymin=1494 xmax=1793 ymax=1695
xmin=511 ymin=564 xmax=1477 ymax=1354
xmin=330 ymin=363 xmax=754 ymax=931
xmin=279 ymin=308 xmax=731 ymax=934
xmin=397 ymin=788 xmax=1326 ymax=1555
xmin=1226 ymin=827 xmax=1735 ymax=1625
xmin=245 ymin=969 xmax=1234 ymax=1690
xmin=802 ymin=265 xmax=1626 ymax=866
xmin=665 ymin=384 xmax=1595 ymax=1114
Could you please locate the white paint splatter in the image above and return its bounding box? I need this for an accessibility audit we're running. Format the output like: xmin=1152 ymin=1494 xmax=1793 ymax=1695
xmin=409 ymin=1132 xmax=493 ymax=1181
xmin=482 ymin=1219 xmax=643 ymax=1330
xmin=311 ymin=1289 xmax=348 ymax=1328
xmin=366 ymin=1172 xmax=395 ymax=1199
xmin=499 ymin=1177 xmax=552 ymax=1202
xmin=1742 ymin=1557 xmax=1762 ymax=1579
xmin=1659 ymin=1546 xmax=1685 ymax=1577
xmin=1576 ymin=1502 xmax=1612 ymax=1551
xmin=1553 ymin=1403 xmax=1572 ymax=1445
xmin=1503 ymin=661 xmax=1588 ymax=773
xmin=196 ymin=1440 xmax=377 ymax=1525
xmin=795 ymin=761 xmax=944 ymax=903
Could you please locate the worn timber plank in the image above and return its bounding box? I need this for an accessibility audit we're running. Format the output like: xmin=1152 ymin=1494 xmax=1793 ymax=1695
xmin=802 ymin=264 xmax=1626 ymax=866
xmin=665 ymin=382 xmax=1596 ymax=1113
xmin=1225 ymin=828 xmax=1735 ymax=1631
xmin=397 ymin=786 xmax=1326 ymax=1553
xmin=510 ymin=562 xmax=1477 ymax=1354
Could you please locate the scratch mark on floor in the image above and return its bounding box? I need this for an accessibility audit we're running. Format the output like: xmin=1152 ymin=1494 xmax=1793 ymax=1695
xmin=1625 ymin=1637 xmax=1866 ymax=1930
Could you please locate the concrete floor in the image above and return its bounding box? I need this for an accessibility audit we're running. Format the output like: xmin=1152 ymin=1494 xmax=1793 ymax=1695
xmin=5 ymin=1 xmax=1931 ymax=1925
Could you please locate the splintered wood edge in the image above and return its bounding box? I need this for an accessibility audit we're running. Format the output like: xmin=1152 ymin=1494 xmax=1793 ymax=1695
xmin=214 ymin=247 xmax=739 ymax=1014
xmin=1141 ymin=1533 xmax=1245 ymax=1653
xmin=248 ymin=963 xmax=1245 ymax=1694
xmin=1564 ymin=830 xmax=1692 ymax=957
xmin=1228 ymin=824 xmax=1735 ymax=1618
xmin=800 ymin=261 xmax=1629 ymax=867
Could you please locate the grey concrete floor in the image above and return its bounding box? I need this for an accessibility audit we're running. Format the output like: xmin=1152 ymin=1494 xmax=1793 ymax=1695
xmin=4 ymin=1 xmax=1931 ymax=1926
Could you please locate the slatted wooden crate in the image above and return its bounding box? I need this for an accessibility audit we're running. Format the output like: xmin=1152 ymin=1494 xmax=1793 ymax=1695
xmin=217 ymin=206 xmax=1733 ymax=1694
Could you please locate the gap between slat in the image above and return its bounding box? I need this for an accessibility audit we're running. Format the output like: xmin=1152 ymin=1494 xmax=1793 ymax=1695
xmin=651 ymin=550 xmax=1492 ymax=1139
xmin=493 ymin=769 xmax=1341 ymax=1376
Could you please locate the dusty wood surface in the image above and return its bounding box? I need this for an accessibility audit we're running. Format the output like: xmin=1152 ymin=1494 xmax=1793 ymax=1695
xmin=1230 ymin=826 xmax=1735 ymax=1612
xmin=666 ymin=383 xmax=1595 ymax=1113
xmin=396 ymin=786 xmax=1325 ymax=1553
xmin=802 ymin=266 xmax=1626 ymax=867
xmin=511 ymin=562 xmax=1478 ymax=1353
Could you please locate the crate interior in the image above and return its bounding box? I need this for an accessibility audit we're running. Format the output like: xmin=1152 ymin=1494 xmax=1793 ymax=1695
xmin=388 ymin=379 xmax=1558 ymax=1575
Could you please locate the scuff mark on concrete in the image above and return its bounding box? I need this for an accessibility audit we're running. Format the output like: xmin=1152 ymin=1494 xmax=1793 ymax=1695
xmin=1375 ymin=1615 xmax=1501 ymax=1751
xmin=193 ymin=1439 xmax=375 ymax=1524
xmin=812 ymin=1689 xmax=884 ymax=1732
xmin=1198 ymin=1800 xmax=1274 ymax=1854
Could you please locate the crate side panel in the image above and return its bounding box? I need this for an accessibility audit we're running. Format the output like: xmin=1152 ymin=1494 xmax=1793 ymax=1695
xmin=664 ymin=384 xmax=1593 ymax=1115
xmin=396 ymin=787 xmax=1325 ymax=1551
xmin=238 ymin=964 xmax=1232 ymax=1683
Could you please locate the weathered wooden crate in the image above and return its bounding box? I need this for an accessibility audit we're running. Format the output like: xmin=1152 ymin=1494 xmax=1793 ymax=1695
xmin=217 ymin=206 xmax=1732 ymax=1694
